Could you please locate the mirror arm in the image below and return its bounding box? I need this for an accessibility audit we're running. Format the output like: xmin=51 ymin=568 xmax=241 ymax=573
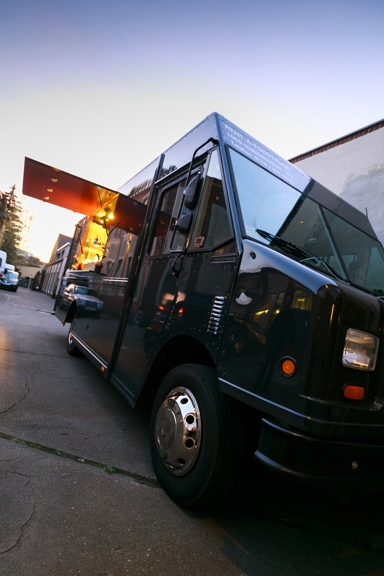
xmin=184 ymin=137 xmax=219 ymax=189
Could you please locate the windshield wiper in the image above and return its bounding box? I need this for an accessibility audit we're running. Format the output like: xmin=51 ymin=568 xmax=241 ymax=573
xmin=255 ymin=228 xmax=343 ymax=280
xmin=256 ymin=229 xmax=310 ymax=259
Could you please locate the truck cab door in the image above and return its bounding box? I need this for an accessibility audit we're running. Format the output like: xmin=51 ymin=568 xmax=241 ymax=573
xmin=165 ymin=148 xmax=238 ymax=360
xmin=110 ymin=148 xmax=238 ymax=404
xmin=110 ymin=165 xmax=205 ymax=400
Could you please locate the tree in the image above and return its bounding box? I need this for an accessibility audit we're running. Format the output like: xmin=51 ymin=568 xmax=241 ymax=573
xmin=18 ymin=250 xmax=43 ymax=267
xmin=0 ymin=185 xmax=23 ymax=265
xmin=0 ymin=190 xmax=7 ymax=237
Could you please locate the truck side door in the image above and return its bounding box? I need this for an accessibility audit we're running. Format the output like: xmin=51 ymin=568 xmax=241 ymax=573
xmin=164 ymin=148 xmax=239 ymax=360
xmin=110 ymin=148 xmax=238 ymax=403
xmin=110 ymin=167 xmax=201 ymax=399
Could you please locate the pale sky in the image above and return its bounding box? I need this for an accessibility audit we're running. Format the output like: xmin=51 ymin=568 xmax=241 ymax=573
xmin=1 ymin=0 xmax=383 ymax=262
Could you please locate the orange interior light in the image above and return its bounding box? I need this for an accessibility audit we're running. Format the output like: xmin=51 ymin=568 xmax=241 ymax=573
xmin=101 ymin=366 xmax=106 ymax=373
xmin=281 ymin=358 xmax=296 ymax=376
xmin=344 ymin=384 xmax=365 ymax=400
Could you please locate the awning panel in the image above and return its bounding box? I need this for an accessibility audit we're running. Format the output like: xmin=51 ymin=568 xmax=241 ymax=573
xmin=22 ymin=157 xmax=147 ymax=236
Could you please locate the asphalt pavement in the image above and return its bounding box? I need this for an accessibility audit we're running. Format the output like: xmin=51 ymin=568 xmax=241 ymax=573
xmin=2 ymin=287 xmax=384 ymax=576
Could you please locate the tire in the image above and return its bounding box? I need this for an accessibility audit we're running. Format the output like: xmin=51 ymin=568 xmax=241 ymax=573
xmin=67 ymin=318 xmax=82 ymax=357
xmin=150 ymin=364 xmax=245 ymax=507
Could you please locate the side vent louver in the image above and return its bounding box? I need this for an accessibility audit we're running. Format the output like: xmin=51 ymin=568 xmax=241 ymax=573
xmin=207 ymin=296 xmax=225 ymax=335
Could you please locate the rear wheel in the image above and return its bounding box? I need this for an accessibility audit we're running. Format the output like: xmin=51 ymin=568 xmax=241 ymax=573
xmin=67 ymin=318 xmax=81 ymax=356
xmin=150 ymin=364 xmax=245 ymax=507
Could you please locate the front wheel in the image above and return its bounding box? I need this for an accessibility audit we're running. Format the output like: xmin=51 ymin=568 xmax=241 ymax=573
xmin=150 ymin=364 xmax=245 ymax=507
xmin=67 ymin=318 xmax=82 ymax=356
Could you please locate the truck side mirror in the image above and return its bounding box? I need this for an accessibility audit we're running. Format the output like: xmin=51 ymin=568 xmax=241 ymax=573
xmin=183 ymin=173 xmax=200 ymax=209
xmin=176 ymin=213 xmax=192 ymax=234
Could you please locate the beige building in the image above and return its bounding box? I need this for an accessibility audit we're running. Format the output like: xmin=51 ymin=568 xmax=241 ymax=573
xmin=290 ymin=119 xmax=384 ymax=245
xmin=18 ymin=264 xmax=43 ymax=279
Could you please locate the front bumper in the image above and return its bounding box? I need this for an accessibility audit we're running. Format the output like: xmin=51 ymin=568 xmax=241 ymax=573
xmin=255 ymin=418 xmax=384 ymax=483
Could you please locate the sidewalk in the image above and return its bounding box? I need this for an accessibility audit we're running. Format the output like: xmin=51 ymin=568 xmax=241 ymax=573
xmin=2 ymin=288 xmax=384 ymax=576
xmin=0 ymin=287 xmax=154 ymax=479
xmin=0 ymin=288 xmax=247 ymax=575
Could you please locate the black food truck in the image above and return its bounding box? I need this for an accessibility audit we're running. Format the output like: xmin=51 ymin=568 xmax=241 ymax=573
xmin=23 ymin=113 xmax=384 ymax=507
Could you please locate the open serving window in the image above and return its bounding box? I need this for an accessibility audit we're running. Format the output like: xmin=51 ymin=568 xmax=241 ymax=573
xmin=22 ymin=157 xmax=147 ymax=274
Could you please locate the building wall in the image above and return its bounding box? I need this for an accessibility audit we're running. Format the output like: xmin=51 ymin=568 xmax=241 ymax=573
xmin=41 ymin=241 xmax=71 ymax=296
xmin=18 ymin=265 xmax=43 ymax=279
xmin=292 ymin=126 xmax=384 ymax=244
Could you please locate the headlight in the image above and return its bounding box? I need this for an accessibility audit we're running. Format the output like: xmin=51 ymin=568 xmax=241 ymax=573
xmin=342 ymin=328 xmax=379 ymax=371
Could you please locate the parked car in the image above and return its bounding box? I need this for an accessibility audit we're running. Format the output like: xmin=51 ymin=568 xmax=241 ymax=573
xmin=56 ymin=283 xmax=103 ymax=317
xmin=0 ymin=270 xmax=19 ymax=292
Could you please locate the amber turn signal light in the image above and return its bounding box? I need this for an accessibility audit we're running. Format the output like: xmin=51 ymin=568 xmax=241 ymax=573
xmin=280 ymin=358 xmax=296 ymax=377
xmin=344 ymin=384 xmax=365 ymax=400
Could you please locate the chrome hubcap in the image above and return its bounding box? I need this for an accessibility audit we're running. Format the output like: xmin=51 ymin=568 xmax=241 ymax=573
xmin=68 ymin=323 xmax=75 ymax=346
xmin=154 ymin=386 xmax=201 ymax=476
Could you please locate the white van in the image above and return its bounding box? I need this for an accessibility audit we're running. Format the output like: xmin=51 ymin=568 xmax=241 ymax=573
xmin=0 ymin=250 xmax=7 ymax=277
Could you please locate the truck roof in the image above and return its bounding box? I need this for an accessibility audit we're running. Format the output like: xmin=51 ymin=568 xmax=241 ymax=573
xmin=22 ymin=112 xmax=378 ymax=241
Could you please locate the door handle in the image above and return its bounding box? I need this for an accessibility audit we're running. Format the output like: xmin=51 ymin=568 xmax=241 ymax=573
xmin=171 ymin=253 xmax=184 ymax=278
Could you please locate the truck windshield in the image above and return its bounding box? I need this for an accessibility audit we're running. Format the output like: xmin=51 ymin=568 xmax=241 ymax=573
xmin=229 ymin=147 xmax=384 ymax=295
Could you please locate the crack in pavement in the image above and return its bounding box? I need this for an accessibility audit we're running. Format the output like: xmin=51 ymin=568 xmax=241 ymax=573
xmin=0 ymin=386 xmax=30 ymax=417
xmin=6 ymin=470 xmax=31 ymax=481
xmin=0 ymin=348 xmax=68 ymax=358
xmin=0 ymin=504 xmax=36 ymax=555
xmin=0 ymin=359 xmax=33 ymax=418
xmin=0 ymin=432 xmax=159 ymax=488
xmin=2 ymin=302 xmax=54 ymax=314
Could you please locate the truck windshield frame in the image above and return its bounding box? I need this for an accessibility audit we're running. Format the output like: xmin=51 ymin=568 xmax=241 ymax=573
xmin=228 ymin=146 xmax=384 ymax=295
